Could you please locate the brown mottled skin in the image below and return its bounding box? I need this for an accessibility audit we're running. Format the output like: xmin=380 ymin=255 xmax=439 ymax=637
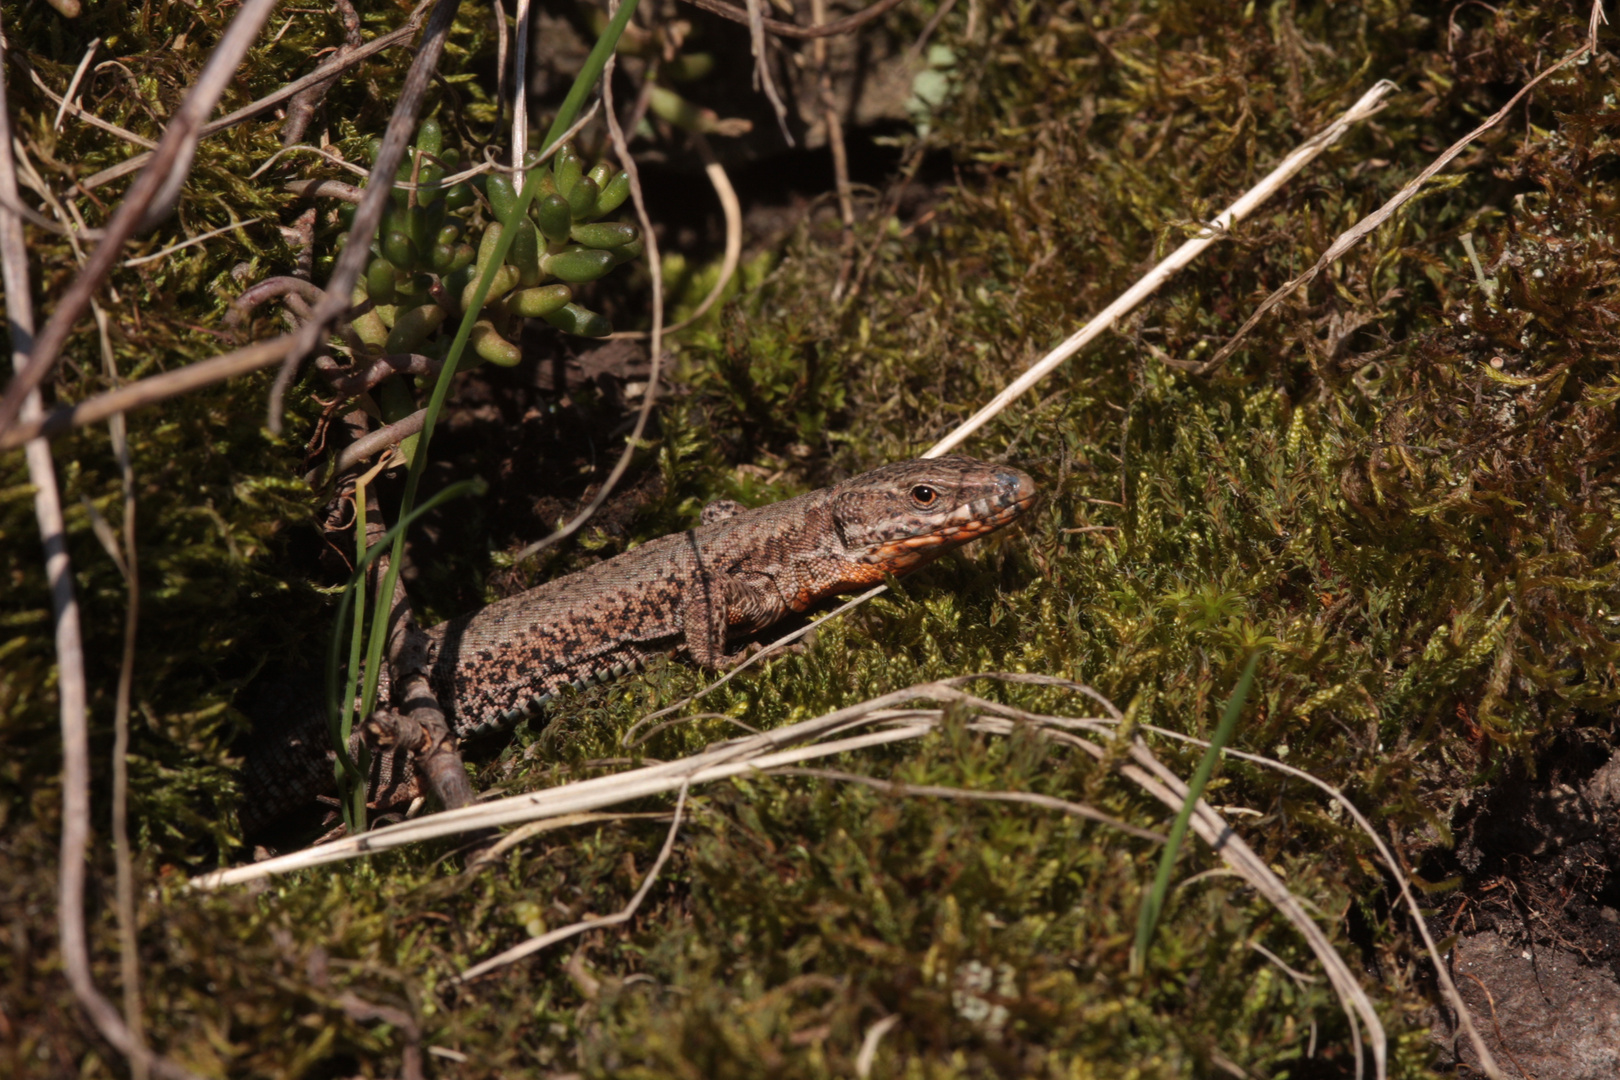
xmin=239 ymin=457 xmax=1035 ymax=830
xmin=427 ymin=456 xmax=1037 ymax=737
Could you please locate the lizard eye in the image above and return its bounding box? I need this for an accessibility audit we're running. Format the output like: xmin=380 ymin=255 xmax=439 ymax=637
xmin=910 ymin=484 xmax=939 ymax=507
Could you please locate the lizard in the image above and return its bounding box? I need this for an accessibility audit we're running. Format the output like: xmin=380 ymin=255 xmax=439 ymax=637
xmin=238 ymin=456 xmax=1037 ymax=834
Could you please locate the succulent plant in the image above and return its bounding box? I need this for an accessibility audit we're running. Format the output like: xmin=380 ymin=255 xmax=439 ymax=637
xmin=342 ymin=120 xmax=642 ymax=368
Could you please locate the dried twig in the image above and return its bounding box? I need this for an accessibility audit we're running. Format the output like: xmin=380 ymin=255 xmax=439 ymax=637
xmin=679 ymin=0 xmax=906 ymax=40
xmin=51 ymin=36 xmax=100 ymax=132
xmin=316 ymin=408 xmax=430 ymax=482
xmin=611 ymin=133 xmax=741 ymax=339
xmin=93 ymin=295 xmax=149 ymax=1078
xmin=923 ymin=81 xmax=1396 ymax=458
xmin=511 ymin=29 xmax=666 ymax=565
xmin=120 ymin=216 xmax=261 ymax=268
xmin=811 ymin=0 xmax=857 ymax=299
xmin=454 ymin=784 xmax=691 ymax=982
xmin=30 ymin=62 xmax=159 ymax=149
xmin=774 ymin=766 xmax=1167 ymax=842
xmin=76 ymin=2 xmax=434 ymax=193
xmin=279 ymin=0 xmax=362 ymax=146
xmin=1195 ymin=6 xmax=1605 ymax=375
xmin=0 ymin=20 xmax=201 ymax=1080
xmin=511 ymin=0 xmax=531 ymax=167
xmin=0 ymin=0 xmax=284 ymax=437
xmin=745 ymin=0 xmax=795 ymax=145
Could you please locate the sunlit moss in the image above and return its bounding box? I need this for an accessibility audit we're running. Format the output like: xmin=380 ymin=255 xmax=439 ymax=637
xmin=3 ymin=1 xmax=1618 ymax=1077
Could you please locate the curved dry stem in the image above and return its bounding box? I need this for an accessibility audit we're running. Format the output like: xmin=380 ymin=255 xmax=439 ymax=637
xmin=454 ymin=783 xmax=690 ymax=983
xmin=775 ymin=765 xmax=1168 ymax=843
xmin=511 ymin=41 xmax=665 ymax=566
xmin=0 ymin=0 xmax=284 ymax=438
xmin=0 ymin=21 xmax=202 ymax=1080
xmin=679 ymin=0 xmax=905 ymax=40
xmin=1195 ymin=13 xmax=1602 ymax=376
xmin=612 ymin=135 xmax=742 ymax=340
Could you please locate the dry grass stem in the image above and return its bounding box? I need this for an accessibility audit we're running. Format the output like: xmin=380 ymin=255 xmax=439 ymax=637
xmin=1196 ymin=3 xmax=1606 ymax=375
xmin=51 ymin=36 xmax=100 ymax=131
xmin=923 ymin=80 xmax=1396 ymax=458
xmin=680 ymin=0 xmax=906 ymax=40
xmin=511 ymin=41 xmax=665 ymax=566
xmin=1127 ymin=721 xmax=1505 ymax=1078
xmin=511 ymin=0 xmax=531 ymax=168
xmin=0 ymin=98 xmax=604 ymax=454
xmin=0 ymin=0 xmax=283 ymax=437
xmin=773 ymin=766 xmax=1168 ymax=843
xmin=0 ymin=20 xmax=200 ymax=1080
xmin=745 ymin=0 xmax=794 ymax=146
xmin=120 ymin=216 xmax=261 ymax=268
xmin=613 ymin=135 xmax=741 ymax=339
xmin=93 ymin=293 xmax=147 ymax=1077
xmin=30 ymin=62 xmax=159 ymax=149
xmin=453 ymin=785 xmax=690 ymax=982
xmin=462 ymin=810 xmax=675 ymax=875
xmin=812 ymin=0 xmax=858 ymax=300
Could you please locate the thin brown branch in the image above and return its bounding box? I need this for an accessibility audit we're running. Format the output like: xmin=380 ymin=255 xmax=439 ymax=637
xmin=317 ymin=407 xmax=430 ymax=482
xmin=511 ymin=0 xmax=531 ymax=167
xmin=76 ymin=3 xmax=434 ymax=193
xmin=283 ymin=177 xmax=366 ymax=203
xmin=0 ymin=0 xmax=283 ymax=437
xmin=93 ymin=298 xmax=147 ymax=1080
xmin=0 ymin=19 xmax=201 ymax=1080
xmin=0 ymin=337 xmax=293 ymax=452
xmin=455 ymin=784 xmax=690 ymax=982
xmin=745 ymin=0 xmax=795 ymax=145
xmin=51 ymin=37 xmax=102 ymax=132
xmin=280 ymin=0 xmax=363 ymax=146
xmin=812 ymin=0 xmax=856 ymax=298
xmin=323 ymin=353 xmax=442 ymax=397
xmin=1195 ymin=15 xmax=1601 ymax=376
xmin=29 ymin=62 xmax=159 ymax=149
xmin=679 ymin=0 xmax=906 ymax=40
xmin=610 ymin=134 xmax=740 ymax=339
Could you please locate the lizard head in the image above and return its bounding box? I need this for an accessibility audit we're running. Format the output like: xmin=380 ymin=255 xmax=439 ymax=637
xmin=829 ymin=456 xmax=1038 ymax=577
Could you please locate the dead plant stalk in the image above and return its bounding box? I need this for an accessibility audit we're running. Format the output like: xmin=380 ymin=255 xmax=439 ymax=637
xmin=0 ymin=17 xmax=201 ymax=1080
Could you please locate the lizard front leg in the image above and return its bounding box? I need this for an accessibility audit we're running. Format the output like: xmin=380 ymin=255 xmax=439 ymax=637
xmin=680 ymin=567 xmax=788 ymax=668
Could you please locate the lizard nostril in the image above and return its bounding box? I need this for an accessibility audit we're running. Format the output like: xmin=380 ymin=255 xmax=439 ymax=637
xmin=996 ymin=469 xmax=1036 ymax=503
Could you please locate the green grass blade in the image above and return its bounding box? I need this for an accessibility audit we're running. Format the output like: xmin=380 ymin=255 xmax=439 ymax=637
xmin=1131 ymin=650 xmax=1263 ymax=975
xmin=326 ymin=478 xmax=486 ymax=833
xmin=542 ymin=0 xmax=641 ymax=151
xmin=336 ymin=1 xmax=643 ymax=822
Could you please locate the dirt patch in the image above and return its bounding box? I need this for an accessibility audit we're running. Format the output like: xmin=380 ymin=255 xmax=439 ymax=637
xmin=1439 ymin=929 xmax=1620 ymax=1079
xmin=1429 ymin=736 xmax=1620 ymax=1077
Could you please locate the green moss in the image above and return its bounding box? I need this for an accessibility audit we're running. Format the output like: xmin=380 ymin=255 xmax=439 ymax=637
xmin=4 ymin=0 xmax=1619 ymax=1077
